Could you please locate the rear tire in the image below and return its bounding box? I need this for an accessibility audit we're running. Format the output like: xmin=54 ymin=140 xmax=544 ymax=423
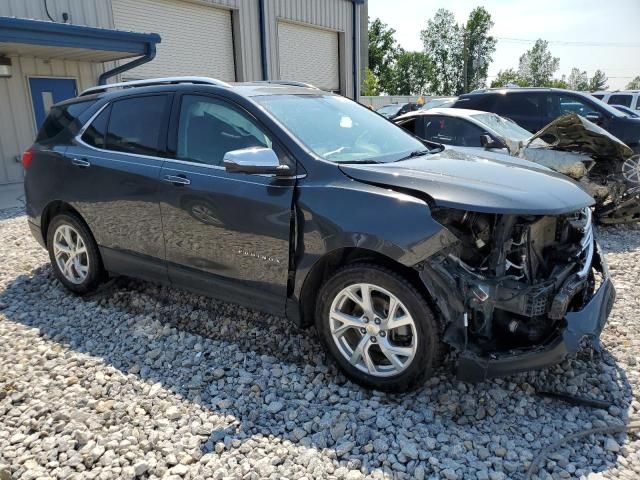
xmin=46 ymin=213 xmax=105 ymax=295
xmin=315 ymin=264 xmax=441 ymax=392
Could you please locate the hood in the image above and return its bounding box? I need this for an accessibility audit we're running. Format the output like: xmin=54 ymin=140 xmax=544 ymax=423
xmin=526 ymin=113 xmax=634 ymax=161
xmin=339 ymin=148 xmax=594 ymax=215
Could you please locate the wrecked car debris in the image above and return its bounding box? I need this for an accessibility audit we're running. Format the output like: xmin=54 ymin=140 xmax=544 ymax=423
xmin=522 ymin=114 xmax=640 ymax=224
xmin=417 ymin=206 xmax=614 ymax=382
xmin=394 ymin=109 xmax=640 ymax=223
xmin=342 ymin=154 xmax=615 ymax=382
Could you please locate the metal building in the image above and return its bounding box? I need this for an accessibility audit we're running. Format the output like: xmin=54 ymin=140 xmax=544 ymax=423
xmin=0 ymin=0 xmax=368 ymax=185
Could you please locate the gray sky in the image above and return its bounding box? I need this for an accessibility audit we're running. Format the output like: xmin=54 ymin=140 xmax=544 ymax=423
xmin=367 ymin=0 xmax=640 ymax=90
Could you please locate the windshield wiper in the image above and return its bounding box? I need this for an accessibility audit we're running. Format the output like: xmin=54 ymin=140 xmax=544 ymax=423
xmin=395 ymin=149 xmax=430 ymax=161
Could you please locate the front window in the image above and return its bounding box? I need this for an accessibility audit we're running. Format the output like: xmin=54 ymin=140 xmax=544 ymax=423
xmin=254 ymin=94 xmax=427 ymax=163
xmin=471 ymin=113 xmax=532 ymax=142
xmin=570 ymin=93 xmax=625 ymax=118
xmin=176 ymin=95 xmax=272 ymax=167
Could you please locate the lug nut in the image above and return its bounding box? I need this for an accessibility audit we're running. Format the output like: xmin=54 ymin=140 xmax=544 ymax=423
xmin=374 ymin=318 xmax=381 ymax=325
xmin=370 ymin=337 xmax=377 ymax=343
xmin=360 ymin=327 xmax=366 ymax=334
xmin=363 ymin=317 xmax=369 ymax=323
xmin=379 ymin=331 xmax=386 ymax=337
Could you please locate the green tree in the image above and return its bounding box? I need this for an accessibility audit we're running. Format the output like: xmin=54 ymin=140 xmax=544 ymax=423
xmin=392 ymin=50 xmax=432 ymax=95
xmin=368 ymin=18 xmax=400 ymax=94
xmin=626 ymin=76 xmax=640 ymax=89
xmin=549 ymin=76 xmax=569 ymax=89
xmin=567 ymin=67 xmax=589 ymax=91
xmin=420 ymin=9 xmax=463 ymax=95
xmin=462 ymin=7 xmax=497 ymax=92
xmin=361 ymin=68 xmax=380 ymax=96
xmin=589 ymin=69 xmax=608 ymax=91
xmin=517 ymin=39 xmax=560 ymax=87
xmin=490 ymin=68 xmax=526 ymax=88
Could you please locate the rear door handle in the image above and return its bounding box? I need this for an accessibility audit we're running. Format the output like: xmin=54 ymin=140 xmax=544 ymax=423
xmin=71 ymin=158 xmax=91 ymax=168
xmin=163 ymin=174 xmax=191 ymax=186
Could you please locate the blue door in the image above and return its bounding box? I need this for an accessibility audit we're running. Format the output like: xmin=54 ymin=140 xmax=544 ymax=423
xmin=29 ymin=78 xmax=77 ymax=130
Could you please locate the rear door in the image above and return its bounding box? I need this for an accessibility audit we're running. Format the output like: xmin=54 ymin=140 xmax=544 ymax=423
xmin=64 ymin=94 xmax=172 ymax=281
xmin=159 ymin=93 xmax=295 ymax=314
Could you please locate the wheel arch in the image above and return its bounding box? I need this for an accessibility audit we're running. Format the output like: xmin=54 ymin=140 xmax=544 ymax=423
xmin=41 ymin=200 xmax=89 ymax=247
xmin=296 ymin=247 xmax=436 ymax=328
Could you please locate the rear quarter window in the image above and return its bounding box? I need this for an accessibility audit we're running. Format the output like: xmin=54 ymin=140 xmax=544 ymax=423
xmin=36 ymin=100 xmax=96 ymax=143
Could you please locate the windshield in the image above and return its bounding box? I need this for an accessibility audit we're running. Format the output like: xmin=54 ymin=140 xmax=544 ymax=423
xmin=376 ymin=104 xmax=404 ymax=115
xmin=254 ymin=94 xmax=427 ymax=163
xmin=471 ymin=113 xmax=532 ymax=141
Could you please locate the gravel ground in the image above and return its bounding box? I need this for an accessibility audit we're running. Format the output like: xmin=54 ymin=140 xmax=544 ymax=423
xmin=1 ymin=206 xmax=640 ymax=480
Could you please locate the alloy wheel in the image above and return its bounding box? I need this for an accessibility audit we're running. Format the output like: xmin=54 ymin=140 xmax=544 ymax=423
xmin=329 ymin=283 xmax=418 ymax=377
xmin=52 ymin=224 xmax=90 ymax=285
xmin=622 ymin=155 xmax=640 ymax=185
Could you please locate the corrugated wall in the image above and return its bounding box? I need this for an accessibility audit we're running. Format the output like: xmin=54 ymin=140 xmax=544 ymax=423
xmin=0 ymin=0 xmax=113 ymax=27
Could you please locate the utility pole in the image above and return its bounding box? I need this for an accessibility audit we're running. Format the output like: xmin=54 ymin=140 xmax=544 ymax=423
xmin=462 ymin=31 xmax=469 ymax=94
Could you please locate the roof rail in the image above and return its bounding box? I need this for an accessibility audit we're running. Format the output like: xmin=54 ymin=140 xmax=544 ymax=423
xmin=80 ymin=76 xmax=231 ymax=96
xmin=253 ymin=80 xmax=321 ymax=90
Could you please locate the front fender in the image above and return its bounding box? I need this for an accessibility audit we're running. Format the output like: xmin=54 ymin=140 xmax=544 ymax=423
xmin=291 ymin=180 xmax=455 ymax=301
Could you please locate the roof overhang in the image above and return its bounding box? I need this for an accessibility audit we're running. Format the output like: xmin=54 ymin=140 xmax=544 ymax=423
xmin=0 ymin=16 xmax=160 ymax=62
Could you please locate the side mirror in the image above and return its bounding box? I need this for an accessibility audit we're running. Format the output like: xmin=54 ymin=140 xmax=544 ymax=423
xmin=223 ymin=147 xmax=291 ymax=176
xmin=585 ymin=112 xmax=604 ymax=125
xmin=480 ymin=134 xmax=504 ymax=149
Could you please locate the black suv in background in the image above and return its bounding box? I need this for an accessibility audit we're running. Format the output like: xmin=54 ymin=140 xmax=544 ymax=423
xmin=23 ymin=77 xmax=614 ymax=391
xmin=453 ymin=87 xmax=640 ymax=153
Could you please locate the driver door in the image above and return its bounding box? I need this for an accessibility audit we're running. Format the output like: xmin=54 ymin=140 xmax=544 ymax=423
xmin=159 ymin=93 xmax=295 ymax=314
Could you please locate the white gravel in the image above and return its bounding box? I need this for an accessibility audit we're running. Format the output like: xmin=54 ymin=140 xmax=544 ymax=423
xmin=1 ymin=206 xmax=640 ymax=480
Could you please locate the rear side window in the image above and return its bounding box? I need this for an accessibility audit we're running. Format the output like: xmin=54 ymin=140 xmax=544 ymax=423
xmin=81 ymin=106 xmax=110 ymax=149
xmin=36 ymin=100 xmax=96 ymax=143
xmin=592 ymin=94 xmax=605 ymax=100
xmin=495 ymin=94 xmax=542 ymax=117
xmin=105 ymin=95 xmax=169 ymax=156
xmin=608 ymin=94 xmax=633 ymax=107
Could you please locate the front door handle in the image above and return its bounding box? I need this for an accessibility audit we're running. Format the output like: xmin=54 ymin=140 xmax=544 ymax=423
xmin=163 ymin=174 xmax=191 ymax=186
xmin=71 ymin=158 xmax=91 ymax=168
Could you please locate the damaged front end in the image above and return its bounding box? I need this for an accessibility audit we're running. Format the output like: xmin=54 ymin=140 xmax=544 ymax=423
xmin=419 ymin=207 xmax=616 ymax=382
xmin=518 ymin=114 xmax=640 ymax=224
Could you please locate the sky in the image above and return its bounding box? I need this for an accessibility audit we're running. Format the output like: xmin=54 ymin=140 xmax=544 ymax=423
xmin=367 ymin=0 xmax=640 ymax=90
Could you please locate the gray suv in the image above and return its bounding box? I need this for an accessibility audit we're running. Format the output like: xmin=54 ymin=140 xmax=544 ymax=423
xmin=23 ymin=77 xmax=615 ymax=391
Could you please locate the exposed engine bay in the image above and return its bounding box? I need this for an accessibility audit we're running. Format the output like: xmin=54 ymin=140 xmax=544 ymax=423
xmin=513 ymin=114 xmax=640 ymax=224
xmin=420 ymin=207 xmax=599 ymax=365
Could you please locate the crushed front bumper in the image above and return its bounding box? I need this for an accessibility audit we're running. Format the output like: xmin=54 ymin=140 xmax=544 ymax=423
xmin=455 ymin=245 xmax=616 ymax=383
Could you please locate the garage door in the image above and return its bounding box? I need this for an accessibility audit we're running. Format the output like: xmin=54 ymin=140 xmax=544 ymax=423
xmin=277 ymin=22 xmax=340 ymax=91
xmin=112 ymin=0 xmax=235 ymax=81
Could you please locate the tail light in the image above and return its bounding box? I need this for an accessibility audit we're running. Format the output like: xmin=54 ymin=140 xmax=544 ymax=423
xmin=21 ymin=148 xmax=34 ymax=169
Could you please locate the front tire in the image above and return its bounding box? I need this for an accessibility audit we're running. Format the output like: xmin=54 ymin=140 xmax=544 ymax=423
xmin=315 ymin=264 xmax=441 ymax=392
xmin=46 ymin=213 xmax=105 ymax=294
